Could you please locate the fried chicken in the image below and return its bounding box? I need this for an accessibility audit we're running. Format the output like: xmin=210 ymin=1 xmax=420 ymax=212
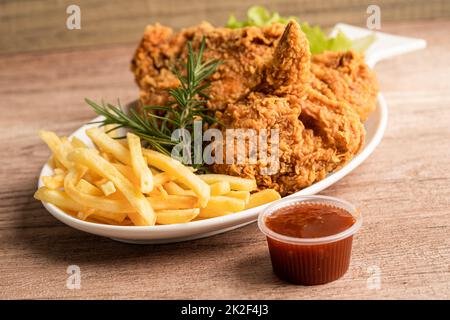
xmin=212 ymin=22 xmax=364 ymax=195
xmin=131 ymin=22 xmax=378 ymax=121
xmin=131 ymin=21 xmax=374 ymax=195
xmin=132 ymin=22 xmax=285 ymax=111
xmin=311 ymin=51 xmax=379 ymax=121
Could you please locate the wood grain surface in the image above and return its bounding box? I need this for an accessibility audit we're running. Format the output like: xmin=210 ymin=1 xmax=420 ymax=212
xmin=2 ymin=0 xmax=450 ymax=54
xmin=0 ymin=19 xmax=449 ymax=300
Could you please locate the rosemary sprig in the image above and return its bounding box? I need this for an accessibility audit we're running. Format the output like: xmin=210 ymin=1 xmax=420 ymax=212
xmin=86 ymin=37 xmax=222 ymax=167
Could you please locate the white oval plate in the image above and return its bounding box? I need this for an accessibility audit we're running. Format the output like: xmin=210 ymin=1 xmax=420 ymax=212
xmin=37 ymin=25 xmax=426 ymax=244
xmin=38 ymin=94 xmax=387 ymax=244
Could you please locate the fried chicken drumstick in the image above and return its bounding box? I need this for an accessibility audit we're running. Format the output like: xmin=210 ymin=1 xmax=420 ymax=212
xmin=131 ymin=21 xmax=377 ymax=195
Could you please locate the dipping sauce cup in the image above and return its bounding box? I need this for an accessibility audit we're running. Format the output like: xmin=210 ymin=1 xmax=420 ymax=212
xmin=258 ymin=195 xmax=362 ymax=285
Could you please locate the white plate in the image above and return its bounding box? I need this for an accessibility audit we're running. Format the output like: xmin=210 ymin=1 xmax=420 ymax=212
xmin=37 ymin=25 xmax=425 ymax=244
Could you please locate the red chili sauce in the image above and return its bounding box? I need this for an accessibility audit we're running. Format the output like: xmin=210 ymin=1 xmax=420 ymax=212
xmin=264 ymin=203 xmax=356 ymax=285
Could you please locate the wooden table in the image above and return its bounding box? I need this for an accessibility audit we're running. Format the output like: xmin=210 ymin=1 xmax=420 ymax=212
xmin=1 ymin=19 xmax=449 ymax=300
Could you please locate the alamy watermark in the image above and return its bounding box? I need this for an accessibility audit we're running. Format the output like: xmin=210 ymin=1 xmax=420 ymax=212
xmin=366 ymin=5 xmax=381 ymax=30
xmin=170 ymin=121 xmax=280 ymax=175
xmin=66 ymin=265 xmax=81 ymax=289
xmin=66 ymin=4 xmax=81 ymax=30
xmin=366 ymin=265 xmax=381 ymax=290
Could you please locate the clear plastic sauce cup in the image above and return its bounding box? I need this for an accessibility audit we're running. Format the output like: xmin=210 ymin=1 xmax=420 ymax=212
xmin=258 ymin=195 xmax=362 ymax=285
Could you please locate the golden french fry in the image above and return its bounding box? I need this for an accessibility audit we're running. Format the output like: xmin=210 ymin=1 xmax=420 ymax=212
xmin=53 ymin=156 xmax=66 ymax=170
xmin=71 ymin=136 xmax=87 ymax=149
xmin=156 ymin=209 xmax=199 ymax=225
xmin=78 ymin=209 xmax=127 ymax=223
xmin=142 ymin=148 xmax=210 ymax=207
xmin=148 ymin=195 xmax=198 ymax=210
xmin=99 ymin=181 xmax=116 ymax=196
xmin=86 ymin=215 xmax=123 ymax=225
xmin=153 ymin=172 xmax=173 ymax=186
xmin=119 ymin=218 xmax=134 ymax=226
xmin=34 ymin=187 xmax=87 ymax=212
xmin=163 ymin=181 xmax=187 ymax=196
xmin=148 ymin=185 xmax=169 ymax=199
xmin=112 ymin=163 xmax=139 ymax=186
xmin=112 ymin=165 xmax=170 ymax=187
xmin=65 ymin=167 xmax=134 ymax=213
xmin=198 ymin=174 xmax=257 ymax=191
xmin=103 ymin=124 xmax=120 ymax=139
xmin=204 ymin=196 xmax=246 ymax=212
xmin=54 ymin=168 xmax=65 ymax=175
xmin=39 ymin=130 xmax=73 ymax=169
xmin=86 ymin=127 xmax=131 ymax=165
xmin=198 ymin=208 xmax=233 ymax=218
xmin=68 ymin=148 xmax=156 ymax=226
xmin=224 ymin=191 xmax=250 ymax=204
xmin=47 ymin=155 xmax=56 ymax=168
xmin=246 ymin=189 xmax=281 ymax=209
xmin=77 ymin=209 xmax=95 ymax=220
xmin=76 ymin=178 xmax=103 ymax=196
xmin=100 ymin=152 xmax=114 ymax=162
xmin=210 ymin=181 xmax=231 ymax=196
xmin=127 ymin=133 xmax=153 ymax=193
xmin=42 ymin=175 xmax=64 ymax=190
xmin=93 ymin=177 xmax=108 ymax=187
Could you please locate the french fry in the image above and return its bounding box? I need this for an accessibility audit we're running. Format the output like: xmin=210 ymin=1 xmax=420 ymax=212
xmin=119 ymin=218 xmax=134 ymax=226
xmin=71 ymin=136 xmax=87 ymax=149
xmin=203 ymin=196 xmax=246 ymax=212
xmin=68 ymin=149 xmax=156 ymax=225
xmin=37 ymin=130 xmax=283 ymax=226
xmin=198 ymin=174 xmax=257 ymax=191
xmin=54 ymin=168 xmax=66 ymax=175
xmin=93 ymin=177 xmax=108 ymax=187
xmin=76 ymin=178 xmax=103 ymax=196
xmin=127 ymin=133 xmax=153 ymax=193
xmin=42 ymin=175 xmax=64 ymax=190
xmin=156 ymin=209 xmax=199 ymax=225
xmin=112 ymin=164 xmax=174 ymax=187
xmin=112 ymin=163 xmax=139 ymax=186
xmin=148 ymin=195 xmax=198 ymax=210
xmin=163 ymin=181 xmax=188 ymax=196
xmin=78 ymin=209 xmax=127 ymax=223
xmin=39 ymin=130 xmax=73 ymax=169
xmin=224 ymin=191 xmax=250 ymax=204
xmin=86 ymin=127 xmax=131 ymax=165
xmin=99 ymin=181 xmax=116 ymax=196
xmin=64 ymin=167 xmax=134 ymax=213
xmin=53 ymin=156 xmax=66 ymax=170
xmin=103 ymin=123 xmax=120 ymax=139
xmin=100 ymin=152 xmax=113 ymax=162
xmin=77 ymin=209 xmax=95 ymax=220
xmin=86 ymin=215 xmax=124 ymax=225
xmin=198 ymin=208 xmax=233 ymax=218
xmin=149 ymin=185 xmax=169 ymax=199
xmin=246 ymin=189 xmax=281 ymax=209
xmin=209 ymin=181 xmax=231 ymax=196
xmin=153 ymin=172 xmax=173 ymax=186
xmin=142 ymin=148 xmax=210 ymax=207
xmin=34 ymin=187 xmax=87 ymax=212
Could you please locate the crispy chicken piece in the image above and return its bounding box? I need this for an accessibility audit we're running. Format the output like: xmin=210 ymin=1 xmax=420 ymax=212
xmin=132 ymin=23 xmax=378 ymax=121
xmin=131 ymin=21 xmax=370 ymax=195
xmin=132 ymin=22 xmax=285 ymax=111
xmin=311 ymin=51 xmax=379 ymax=121
xmin=212 ymin=22 xmax=365 ymax=195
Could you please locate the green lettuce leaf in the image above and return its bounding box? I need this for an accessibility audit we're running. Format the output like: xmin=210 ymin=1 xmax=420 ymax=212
xmin=226 ymin=6 xmax=375 ymax=54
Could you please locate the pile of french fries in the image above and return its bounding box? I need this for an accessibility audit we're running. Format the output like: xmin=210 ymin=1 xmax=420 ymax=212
xmin=34 ymin=127 xmax=281 ymax=226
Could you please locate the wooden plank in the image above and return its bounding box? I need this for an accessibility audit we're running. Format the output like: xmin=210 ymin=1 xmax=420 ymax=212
xmin=1 ymin=0 xmax=450 ymax=54
xmin=0 ymin=19 xmax=449 ymax=299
